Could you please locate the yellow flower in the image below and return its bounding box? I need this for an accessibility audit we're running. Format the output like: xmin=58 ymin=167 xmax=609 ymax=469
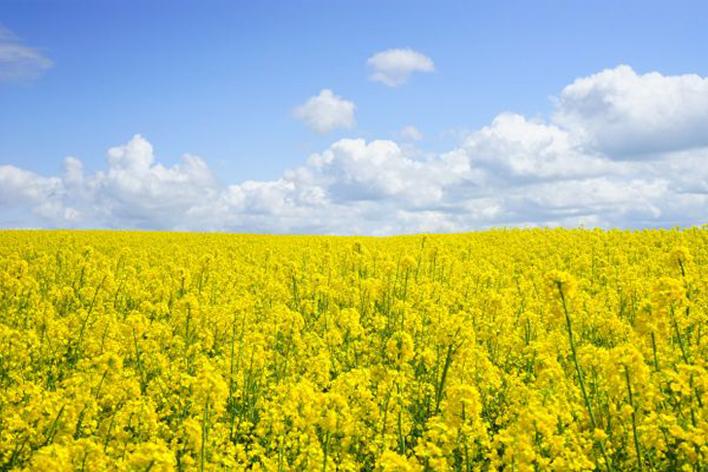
xmin=376 ymin=450 xmax=423 ymax=471
xmin=544 ymin=270 xmax=577 ymax=300
xmin=386 ymin=332 xmax=414 ymax=366
xmin=400 ymin=255 xmax=416 ymax=271
xmin=653 ymin=276 xmax=685 ymax=306
xmin=126 ymin=441 xmax=176 ymax=471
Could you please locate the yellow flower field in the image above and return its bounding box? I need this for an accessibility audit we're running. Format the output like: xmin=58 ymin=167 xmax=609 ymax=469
xmin=0 ymin=229 xmax=706 ymax=471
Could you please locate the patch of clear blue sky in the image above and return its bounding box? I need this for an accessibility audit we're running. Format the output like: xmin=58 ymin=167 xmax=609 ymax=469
xmin=1 ymin=0 xmax=707 ymax=184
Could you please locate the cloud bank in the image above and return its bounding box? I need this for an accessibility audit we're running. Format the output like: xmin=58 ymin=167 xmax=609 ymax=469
xmin=2 ymin=65 xmax=707 ymax=234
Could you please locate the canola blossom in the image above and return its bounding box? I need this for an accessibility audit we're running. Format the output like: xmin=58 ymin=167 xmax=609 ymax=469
xmin=0 ymin=229 xmax=706 ymax=471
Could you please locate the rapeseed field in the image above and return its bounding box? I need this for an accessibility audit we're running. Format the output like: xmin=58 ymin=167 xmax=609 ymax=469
xmin=0 ymin=229 xmax=706 ymax=471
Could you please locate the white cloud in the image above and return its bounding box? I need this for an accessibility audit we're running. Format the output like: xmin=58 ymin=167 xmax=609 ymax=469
xmin=368 ymin=48 xmax=435 ymax=87
xmin=554 ymin=65 xmax=708 ymax=157
xmin=3 ymin=65 xmax=708 ymax=234
xmin=0 ymin=166 xmax=61 ymax=205
xmin=293 ymin=89 xmax=356 ymax=133
xmin=400 ymin=125 xmax=423 ymax=141
xmin=63 ymin=157 xmax=84 ymax=186
xmin=0 ymin=26 xmax=53 ymax=82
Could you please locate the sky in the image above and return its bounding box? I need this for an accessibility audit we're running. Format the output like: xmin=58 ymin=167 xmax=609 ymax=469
xmin=1 ymin=0 xmax=708 ymax=234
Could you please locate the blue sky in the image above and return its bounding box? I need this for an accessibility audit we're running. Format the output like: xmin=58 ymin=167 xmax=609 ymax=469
xmin=1 ymin=1 xmax=708 ymax=233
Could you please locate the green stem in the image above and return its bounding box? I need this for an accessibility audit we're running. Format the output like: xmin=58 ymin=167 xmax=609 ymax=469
xmin=624 ymin=366 xmax=643 ymax=471
xmin=397 ymin=384 xmax=405 ymax=454
xmin=200 ymin=397 xmax=209 ymax=472
xmin=322 ymin=431 xmax=331 ymax=472
xmin=650 ymin=332 xmax=659 ymax=372
xmin=435 ymin=341 xmax=455 ymax=413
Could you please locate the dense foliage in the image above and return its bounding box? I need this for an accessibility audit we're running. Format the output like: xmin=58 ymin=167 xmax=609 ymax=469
xmin=0 ymin=229 xmax=706 ymax=471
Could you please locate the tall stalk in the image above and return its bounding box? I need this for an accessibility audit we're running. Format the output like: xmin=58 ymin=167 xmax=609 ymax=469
xmin=557 ymin=283 xmax=612 ymax=472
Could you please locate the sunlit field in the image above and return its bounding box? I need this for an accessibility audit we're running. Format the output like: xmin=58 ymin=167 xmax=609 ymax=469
xmin=0 ymin=229 xmax=706 ymax=471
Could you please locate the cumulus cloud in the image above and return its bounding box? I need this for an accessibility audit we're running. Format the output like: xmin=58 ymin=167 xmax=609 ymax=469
xmin=0 ymin=26 xmax=53 ymax=82
xmin=368 ymin=48 xmax=435 ymax=87
xmin=462 ymin=113 xmax=622 ymax=180
xmin=293 ymin=89 xmax=356 ymax=133
xmin=554 ymin=65 xmax=708 ymax=157
xmin=2 ymin=65 xmax=708 ymax=234
xmin=94 ymin=135 xmax=220 ymax=229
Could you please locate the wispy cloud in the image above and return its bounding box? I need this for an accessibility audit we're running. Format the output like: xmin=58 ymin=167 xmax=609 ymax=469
xmin=0 ymin=26 xmax=53 ymax=82
xmin=400 ymin=125 xmax=423 ymax=141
